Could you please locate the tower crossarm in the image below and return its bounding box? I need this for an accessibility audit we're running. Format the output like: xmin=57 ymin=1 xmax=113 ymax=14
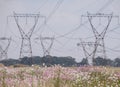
xmin=13 ymin=12 xmax=46 ymax=39
xmin=82 ymin=12 xmax=119 ymax=39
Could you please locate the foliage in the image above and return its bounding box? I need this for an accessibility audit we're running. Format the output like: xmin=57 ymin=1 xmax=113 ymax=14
xmin=1 ymin=56 xmax=120 ymax=67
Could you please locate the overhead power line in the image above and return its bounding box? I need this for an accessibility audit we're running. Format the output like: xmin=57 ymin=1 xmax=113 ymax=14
xmin=34 ymin=0 xmax=64 ymax=34
xmin=34 ymin=0 xmax=48 ymax=13
xmin=54 ymin=0 xmax=115 ymax=39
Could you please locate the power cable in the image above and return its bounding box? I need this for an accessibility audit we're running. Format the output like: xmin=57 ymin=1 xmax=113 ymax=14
xmin=106 ymin=36 xmax=120 ymax=40
xmin=106 ymin=46 xmax=120 ymax=52
xmin=54 ymin=0 xmax=115 ymax=39
xmin=7 ymin=19 xmax=21 ymax=39
xmin=108 ymin=24 xmax=120 ymax=32
xmin=34 ymin=0 xmax=64 ymax=34
xmin=34 ymin=0 xmax=48 ymax=13
xmin=98 ymin=0 xmax=114 ymax=12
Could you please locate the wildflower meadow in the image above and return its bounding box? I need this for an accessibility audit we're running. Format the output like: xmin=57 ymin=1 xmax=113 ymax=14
xmin=0 ymin=65 xmax=120 ymax=87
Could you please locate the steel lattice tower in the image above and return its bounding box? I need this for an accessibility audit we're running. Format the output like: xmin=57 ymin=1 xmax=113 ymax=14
xmin=13 ymin=12 xmax=45 ymax=59
xmin=77 ymin=39 xmax=100 ymax=65
xmin=35 ymin=36 xmax=55 ymax=57
xmin=0 ymin=37 xmax=11 ymax=60
xmin=87 ymin=13 xmax=113 ymax=59
xmin=82 ymin=13 xmax=119 ymax=59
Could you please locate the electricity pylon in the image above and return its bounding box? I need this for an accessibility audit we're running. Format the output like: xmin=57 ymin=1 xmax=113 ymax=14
xmin=82 ymin=12 xmax=119 ymax=59
xmin=35 ymin=36 xmax=55 ymax=57
xmin=77 ymin=39 xmax=100 ymax=65
xmin=0 ymin=37 xmax=11 ymax=60
xmin=12 ymin=12 xmax=45 ymax=59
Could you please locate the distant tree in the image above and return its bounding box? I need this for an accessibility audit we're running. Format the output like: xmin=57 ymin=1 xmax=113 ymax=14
xmin=114 ymin=58 xmax=120 ymax=67
xmin=106 ymin=59 xmax=113 ymax=66
xmin=0 ymin=59 xmax=20 ymax=66
xmin=80 ymin=58 xmax=88 ymax=66
xmin=20 ymin=57 xmax=31 ymax=65
xmin=0 ymin=56 xmax=79 ymax=67
xmin=94 ymin=57 xmax=105 ymax=66
xmin=93 ymin=56 xmax=113 ymax=66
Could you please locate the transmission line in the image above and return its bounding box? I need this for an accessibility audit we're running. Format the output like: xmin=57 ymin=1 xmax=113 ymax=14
xmin=34 ymin=0 xmax=48 ymax=13
xmin=34 ymin=0 xmax=64 ymax=34
xmin=54 ymin=0 xmax=115 ymax=39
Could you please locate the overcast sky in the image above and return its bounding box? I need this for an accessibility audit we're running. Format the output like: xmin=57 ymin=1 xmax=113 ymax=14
xmin=0 ymin=0 xmax=120 ymax=62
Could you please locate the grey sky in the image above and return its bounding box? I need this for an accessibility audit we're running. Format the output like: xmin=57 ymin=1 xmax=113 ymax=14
xmin=0 ymin=0 xmax=120 ymax=61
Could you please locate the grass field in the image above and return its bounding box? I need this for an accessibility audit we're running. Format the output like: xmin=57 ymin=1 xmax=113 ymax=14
xmin=0 ymin=65 xmax=120 ymax=87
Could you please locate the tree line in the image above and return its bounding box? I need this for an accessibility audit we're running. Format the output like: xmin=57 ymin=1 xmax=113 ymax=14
xmin=0 ymin=56 xmax=120 ymax=67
